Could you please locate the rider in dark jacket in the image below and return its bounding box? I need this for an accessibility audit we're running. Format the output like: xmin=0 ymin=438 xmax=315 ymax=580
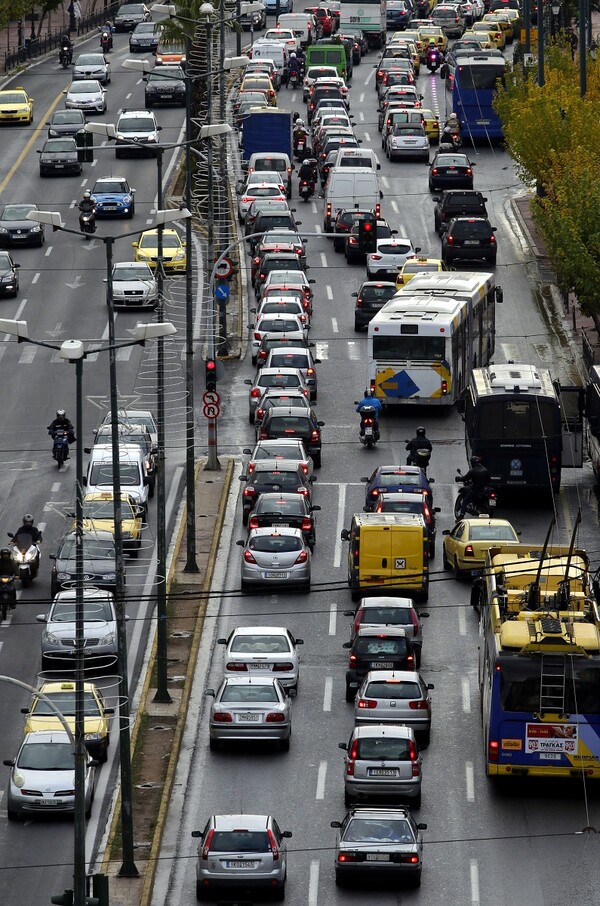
xmin=457 ymin=457 xmax=491 ymax=517
xmin=48 ymin=409 xmax=76 ymax=442
xmin=406 ymin=426 xmax=432 ymax=464
xmin=12 ymin=515 xmax=43 ymax=545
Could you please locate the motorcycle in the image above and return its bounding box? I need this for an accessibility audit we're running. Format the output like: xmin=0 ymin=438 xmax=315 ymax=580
xmin=299 ymin=179 xmax=315 ymax=202
xmin=294 ymin=135 xmax=309 ymax=161
xmin=59 ymin=44 xmax=72 ymax=68
xmin=79 ymin=208 xmax=96 ymax=240
xmin=439 ymin=128 xmax=461 ymax=152
xmin=406 ymin=445 xmax=431 ymax=476
xmin=289 ymin=69 xmax=301 ymax=89
xmin=7 ymin=533 xmax=40 ymax=587
xmin=0 ymin=574 xmax=16 ymax=620
xmin=454 ymin=470 xmax=497 ymax=520
xmin=51 ymin=428 xmax=70 ymax=469
xmin=427 ymin=51 xmax=441 ymax=73
xmin=100 ymin=30 xmax=112 ymax=52
xmin=357 ymin=405 xmax=380 ymax=449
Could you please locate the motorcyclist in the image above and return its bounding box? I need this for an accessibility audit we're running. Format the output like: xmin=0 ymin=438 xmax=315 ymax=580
xmin=12 ymin=515 xmax=43 ymax=546
xmin=406 ymin=426 xmax=432 ymax=465
xmin=79 ymin=190 xmax=96 ymax=231
xmin=100 ymin=22 xmax=114 ymax=49
xmin=427 ymin=44 xmax=441 ymax=68
xmin=293 ymin=117 xmax=308 ymax=145
xmin=59 ymin=33 xmax=73 ymax=65
xmin=443 ymin=112 xmax=461 ymax=137
xmin=456 ymin=456 xmax=492 ymax=518
xmin=299 ymin=158 xmax=318 ymax=185
xmin=288 ymin=52 xmax=302 ymax=86
xmin=356 ymin=389 xmax=383 ymax=416
xmin=0 ymin=547 xmax=16 ymax=578
xmin=47 ymin=409 xmax=76 ymax=444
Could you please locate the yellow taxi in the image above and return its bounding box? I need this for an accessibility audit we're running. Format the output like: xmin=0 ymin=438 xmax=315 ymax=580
xmin=239 ymin=75 xmax=277 ymax=105
xmin=0 ymin=87 xmax=34 ymax=125
xmin=388 ymin=37 xmax=421 ymax=74
xmin=401 ymin=29 xmax=425 ymax=57
xmin=483 ymin=12 xmax=514 ymax=43
xmin=471 ymin=20 xmax=505 ymax=49
xmin=396 ymin=257 xmax=446 ymax=289
xmin=417 ymin=25 xmax=448 ymax=54
xmin=420 ymin=108 xmax=440 ymax=143
xmin=22 ymin=681 xmax=114 ymax=762
xmin=78 ymin=491 xmax=144 ymax=555
xmin=442 ymin=516 xmax=520 ymax=577
xmin=462 ymin=31 xmax=495 ymax=50
xmin=132 ymin=228 xmax=187 ymax=273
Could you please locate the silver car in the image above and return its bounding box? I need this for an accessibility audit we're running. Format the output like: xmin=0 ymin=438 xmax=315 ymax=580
xmin=100 ymin=408 xmax=157 ymax=446
xmin=72 ymin=53 xmax=111 ymax=85
xmin=218 ymin=625 xmax=304 ymax=691
xmin=354 ymin=670 xmax=434 ymax=745
xmin=37 ymin=587 xmax=123 ymax=672
xmin=238 ymin=527 xmax=311 ymax=591
xmin=264 ymin=346 xmax=320 ymax=402
xmin=191 ymin=814 xmax=292 ymax=900
xmin=331 ymin=806 xmax=426 ymax=888
xmin=344 ymin=596 xmax=428 ymax=664
xmin=206 ymin=675 xmax=292 ymax=750
xmin=64 ymin=79 xmax=107 ymax=114
xmin=339 ymin=724 xmax=422 ymax=807
xmin=108 ymin=261 xmax=158 ymax=309
xmin=386 ymin=124 xmax=430 ymax=162
xmin=3 ymin=730 xmax=96 ymax=821
xmin=244 ymin=367 xmax=309 ymax=421
xmin=242 ymin=438 xmax=314 ymax=478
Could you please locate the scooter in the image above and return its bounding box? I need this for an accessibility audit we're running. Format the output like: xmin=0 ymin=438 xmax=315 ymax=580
xmin=406 ymin=444 xmax=431 ymax=476
xmin=289 ymin=69 xmax=301 ymax=89
xmin=0 ymin=574 xmax=16 ymax=620
xmin=358 ymin=405 xmax=380 ymax=449
xmin=299 ymin=179 xmax=315 ymax=202
xmin=454 ymin=470 xmax=497 ymax=520
xmin=7 ymin=533 xmax=40 ymax=587
xmin=79 ymin=208 xmax=96 ymax=240
xmin=59 ymin=44 xmax=72 ymax=68
xmin=100 ymin=30 xmax=112 ymax=52
xmin=51 ymin=428 xmax=70 ymax=469
xmin=427 ymin=51 xmax=441 ymax=73
xmin=294 ymin=136 xmax=309 ymax=161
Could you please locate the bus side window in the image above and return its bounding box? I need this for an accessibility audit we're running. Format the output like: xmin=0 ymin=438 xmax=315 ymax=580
xmin=586 ymin=383 xmax=600 ymax=439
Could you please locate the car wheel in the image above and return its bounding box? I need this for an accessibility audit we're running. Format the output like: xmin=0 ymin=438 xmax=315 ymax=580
xmin=6 ymin=804 xmax=19 ymax=822
xmin=344 ymin=789 xmax=354 ymax=806
xmin=242 ymin=510 xmax=249 ymax=527
xmin=454 ymin=556 xmax=462 ymax=579
xmin=209 ymin=737 xmax=219 ymax=751
xmin=442 ymin=546 xmax=451 ymax=570
xmin=312 ymin=452 xmax=321 ymax=468
xmin=280 ymin=736 xmax=290 ymax=752
xmin=350 ymin=585 xmax=361 ymax=602
xmin=333 ymin=238 xmax=343 ymax=252
xmin=273 ymin=882 xmax=286 ymax=902
xmin=115 ymin=149 xmax=122 ymax=159
xmin=428 ymin=181 xmax=434 ymax=192
xmin=196 ymin=880 xmax=209 ymax=900
xmin=488 ymin=255 xmax=497 ymax=267
xmin=128 ymin=204 xmax=135 ymax=218
xmin=354 ymin=319 xmax=362 ymax=332
xmin=408 ymin=872 xmax=422 ymax=888
xmin=248 ymin=410 xmax=255 ymax=424
xmin=428 ymin=540 xmax=435 ymax=559
xmin=420 ymin=730 xmax=431 ymax=748
xmin=345 ymin=684 xmax=355 ymax=703
xmin=335 ymin=871 xmax=345 ymax=887
xmin=411 ymin=791 xmax=422 ymax=809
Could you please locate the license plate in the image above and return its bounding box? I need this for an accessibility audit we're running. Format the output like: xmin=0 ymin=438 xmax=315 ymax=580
xmin=226 ymin=860 xmax=259 ymax=869
xmin=372 ymin=661 xmax=394 ymax=668
xmin=488 ymin=498 xmax=497 ymax=507
xmin=369 ymin=768 xmax=398 ymax=777
xmin=367 ymin=853 xmax=390 ymax=861
xmin=103 ymin=205 xmax=117 ymax=210
xmin=364 ymin=427 xmax=373 ymax=436
xmin=264 ymin=571 xmax=288 ymax=579
xmin=54 ymin=164 xmax=65 ymax=169
xmin=250 ymin=663 xmax=271 ymax=669
xmin=39 ymin=799 xmax=61 ymax=806
xmin=236 ymin=712 xmax=262 ymax=721
xmin=464 ymin=239 xmax=480 ymax=245
xmin=277 ymin=523 xmax=290 ymax=527
xmin=539 ymin=753 xmax=561 ymax=761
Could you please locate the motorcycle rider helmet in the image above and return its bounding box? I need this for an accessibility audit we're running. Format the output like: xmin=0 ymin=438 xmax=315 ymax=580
xmin=446 ymin=113 xmax=459 ymax=127
xmin=290 ymin=51 xmax=296 ymax=57
xmin=56 ymin=408 xmax=66 ymax=419
xmin=363 ymin=388 xmax=372 ymax=397
xmin=306 ymin=158 xmax=317 ymax=167
xmin=416 ymin=426 xmax=426 ymax=437
xmin=83 ymin=189 xmax=92 ymax=200
xmin=295 ymin=117 xmax=304 ymax=127
xmin=470 ymin=455 xmax=481 ymax=466
xmin=23 ymin=515 xmax=34 ymax=527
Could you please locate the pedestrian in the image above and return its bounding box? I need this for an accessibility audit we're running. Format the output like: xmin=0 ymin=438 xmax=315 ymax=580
xmin=74 ymin=0 xmax=82 ymax=34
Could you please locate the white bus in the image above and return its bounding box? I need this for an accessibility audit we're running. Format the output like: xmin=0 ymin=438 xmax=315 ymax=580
xmin=366 ymin=272 xmax=502 ymax=406
xmin=339 ymin=0 xmax=386 ymax=50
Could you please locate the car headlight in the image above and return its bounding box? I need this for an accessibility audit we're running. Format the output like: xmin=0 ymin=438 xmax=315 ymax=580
xmin=43 ymin=631 xmax=62 ymax=644
xmin=30 ymin=225 xmax=41 ymax=233
xmin=147 ymin=135 xmax=157 ymax=142
xmin=0 ymin=227 xmax=8 ymax=235
xmin=56 ymin=572 xmax=71 ymax=580
xmin=173 ymin=250 xmax=185 ymax=259
xmin=85 ymin=732 xmax=102 ymax=741
xmin=104 ymin=573 xmax=116 ymax=581
xmin=123 ymin=195 xmax=132 ymax=203
xmin=98 ymin=631 xmax=116 ymax=646
xmin=19 ymin=107 xmax=28 ymax=113
xmin=0 ymin=274 xmax=14 ymax=283
xmin=48 ymin=128 xmax=59 ymax=136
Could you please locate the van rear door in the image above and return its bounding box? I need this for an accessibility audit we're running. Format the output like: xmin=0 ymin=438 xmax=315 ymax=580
xmin=358 ymin=525 xmax=394 ymax=591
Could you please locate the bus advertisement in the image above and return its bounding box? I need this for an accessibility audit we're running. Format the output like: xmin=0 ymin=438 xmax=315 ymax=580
xmin=367 ymin=272 xmax=500 ymax=407
xmin=339 ymin=0 xmax=386 ymax=49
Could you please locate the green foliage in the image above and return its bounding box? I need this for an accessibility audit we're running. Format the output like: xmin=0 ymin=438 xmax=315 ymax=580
xmin=0 ymin=0 xmax=33 ymax=30
xmin=160 ymin=0 xmax=230 ymax=42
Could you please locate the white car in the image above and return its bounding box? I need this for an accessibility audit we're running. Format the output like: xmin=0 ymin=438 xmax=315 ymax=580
xmin=245 ymin=367 xmax=310 ymax=421
xmin=217 ymin=626 xmax=304 ymax=692
xmin=108 ymin=261 xmax=158 ymax=309
xmin=386 ymin=124 xmax=430 ymax=162
xmin=238 ymin=183 xmax=287 ymax=222
xmin=303 ymin=65 xmax=339 ymax=100
xmin=64 ymin=79 xmax=107 ymax=114
xmin=72 ymin=52 xmax=111 ymax=85
xmin=252 ymin=312 xmax=307 ymax=360
xmin=4 ymin=730 xmax=96 ymax=821
xmin=263 ymin=27 xmax=299 ymax=52
xmin=367 ymin=237 xmax=417 ymax=281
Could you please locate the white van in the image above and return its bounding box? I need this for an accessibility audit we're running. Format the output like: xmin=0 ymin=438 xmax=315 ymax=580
xmin=85 ymin=444 xmax=150 ymax=514
xmin=251 ymin=40 xmax=288 ymax=78
xmin=323 ymin=167 xmax=383 ymax=232
xmin=277 ymin=13 xmax=316 ymax=46
xmin=332 ymin=147 xmax=381 ymax=171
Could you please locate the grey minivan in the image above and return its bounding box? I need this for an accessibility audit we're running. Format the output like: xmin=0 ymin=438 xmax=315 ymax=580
xmin=354 ymin=670 xmax=434 ymax=745
xmin=339 ymin=724 xmax=423 ymax=807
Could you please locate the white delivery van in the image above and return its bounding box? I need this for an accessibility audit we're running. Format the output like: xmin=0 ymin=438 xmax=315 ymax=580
xmin=84 ymin=444 xmax=150 ymax=514
xmin=332 ymin=147 xmax=381 ymax=171
xmin=278 ymin=13 xmax=316 ymax=46
xmin=323 ymin=167 xmax=383 ymax=232
xmin=251 ymin=40 xmax=288 ymax=78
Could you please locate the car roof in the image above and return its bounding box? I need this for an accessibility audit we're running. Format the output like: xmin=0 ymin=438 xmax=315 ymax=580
xmin=346 ymin=805 xmax=412 ymax=819
xmin=265 ymin=407 xmax=313 ymax=417
xmin=222 ymin=674 xmax=281 ymax=686
xmin=355 ymin=625 xmax=407 ymax=638
xmin=231 ymin=625 xmax=290 ymax=635
xmin=212 ymin=814 xmax=270 ymax=830
xmin=247 ymin=526 xmax=305 ymax=538
xmin=253 ymin=460 xmax=302 ymax=471
xmin=20 ymin=730 xmax=71 ymax=745
xmin=39 ymin=680 xmax=98 ymax=694
xmin=359 ymin=596 xmax=415 ymax=609
xmin=364 ymin=669 xmax=421 ymax=682
xmin=351 ymin=724 xmax=415 ymax=739
xmin=376 ymin=465 xmax=423 ymax=476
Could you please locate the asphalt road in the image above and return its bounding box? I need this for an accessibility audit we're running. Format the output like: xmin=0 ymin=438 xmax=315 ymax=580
xmin=0 ymin=24 xmax=197 ymax=904
xmin=151 ymin=24 xmax=600 ymax=906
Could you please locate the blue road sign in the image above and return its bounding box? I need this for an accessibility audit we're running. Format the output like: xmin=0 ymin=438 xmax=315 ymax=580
xmin=215 ymin=283 xmax=230 ymax=302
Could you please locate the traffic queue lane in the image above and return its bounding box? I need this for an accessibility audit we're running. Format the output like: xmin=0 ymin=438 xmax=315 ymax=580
xmin=153 ymin=27 xmax=600 ymax=906
xmin=0 ymin=24 xmax=194 ymax=905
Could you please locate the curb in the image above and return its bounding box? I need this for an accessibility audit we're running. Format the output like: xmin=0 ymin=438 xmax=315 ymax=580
xmin=511 ymin=193 xmax=543 ymax=258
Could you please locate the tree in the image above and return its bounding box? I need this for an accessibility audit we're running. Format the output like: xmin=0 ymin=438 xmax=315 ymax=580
xmin=0 ymin=0 xmax=32 ymax=31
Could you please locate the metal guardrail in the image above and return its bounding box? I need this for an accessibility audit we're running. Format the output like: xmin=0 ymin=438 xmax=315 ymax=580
xmin=3 ymin=2 xmax=120 ymax=73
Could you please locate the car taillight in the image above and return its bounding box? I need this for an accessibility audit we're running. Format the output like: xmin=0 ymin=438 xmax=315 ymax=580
xmin=248 ymin=516 xmax=259 ymax=529
xmin=267 ymin=828 xmax=279 ymax=861
xmin=297 ymin=487 xmax=309 ymax=497
xmin=241 ymin=196 xmax=250 ymax=203
xmin=349 ymin=237 xmax=358 ymax=246
xmin=370 ymin=254 xmax=382 ymax=261
xmin=347 ymin=738 xmax=359 ymax=775
xmin=252 ymin=257 xmax=260 ymax=265
xmin=338 ymin=853 xmax=361 ymax=863
xmin=375 ymin=203 xmax=380 ymax=218
xmin=251 ymin=387 xmax=261 ymax=397
xmin=256 ymin=408 xmax=265 ymax=420
xmin=488 ymin=739 xmax=499 ymax=762
xmin=490 ymin=234 xmax=496 ymax=244
xmin=213 ymin=711 xmax=233 ymax=722
xmin=408 ymin=700 xmax=429 ymax=710
xmin=464 ymin=544 xmax=475 ymax=557
xmin=301 ymin=517 xmax=312 ymax=531
xmin=349 ymin=653 xmax=357 ymax=665
xmin=202 ymin=829 xmax=214 ymax=860
xmin=253 ymin=332 xmax=262 ymax=341
xmin=225 ymin=661 xmax=248 ymax=671
xmin=266 ymin=711 xmax=286 ymax=722
xmin=357 ymin=698 xmax=377 ymax=709
xmin=273 ymin=662 xmax=294 ymax=671
xmin=310 ymin=429 xmax=320 ymax=442
xmin=400 ymin=855 xmax=420 ymax=864
xmin=377 ymin=69 xmax=384 ymax=77
xmin=431 ymin=167 xmax=439 ymax=175
xmin=446 ymin=235 xmax=454 ymax=244
xmin=466 ymin=167 xmax=472 ymax=176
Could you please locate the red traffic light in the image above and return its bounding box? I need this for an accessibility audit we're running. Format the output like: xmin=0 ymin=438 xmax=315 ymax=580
xmin=363 ymin=222 xmax=373 ymax=232
xmin=205 ymin=358 xmax=217 ymax=391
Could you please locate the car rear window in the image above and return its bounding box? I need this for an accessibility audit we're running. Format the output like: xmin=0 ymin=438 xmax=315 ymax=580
xmin=344 ymin=818 xmax=414 ymax=843
xmin=249 ymin=533 xmax=302 ymax=551
xmin=356 ymin=737 xmax=413 ymax=760
xmin=377 ymin=472 xmax=421 ymax=487
xmin=268 ymin=416 xmax=311 ymax=432
xmin=354 ymin=638 xmax=407 ymax=656
xmin=451 ymin=220 xmax=491 ymax=237
xmin=231 ymin=634 xmax=290 ymax=653
xmin=257 ymin=497 xmax=305 ymax=515
xmin=210 ymin=831 xmax=270 ymax=852
xmin=270 ymin=354 xmax=309 ymax=369
xmin=380 ymin=501 xmax=423 ymax=515
xmin=260 ymin=375 xmax=301 ymax=388
xmin=221 ymin=683 xmax=279 ymax=702
xmin=436 ymin=154 xmax=469 ymax=167
xmin=377 ymin=242 xmax=412 ymax=255
xmin=469 ymin=524 xmax=516 ymax=541
xmin=255 ymin=158 xmax=287 ymax=171
xmin=259 ymin=319 xmax=299 ymax=333
xmin=362 ymin=285 xmax=397 ymax=302
xmin=361 ymin=606 xmax=412 ymax=625
xmin=366 ymin=680 xmax=421 ymax=699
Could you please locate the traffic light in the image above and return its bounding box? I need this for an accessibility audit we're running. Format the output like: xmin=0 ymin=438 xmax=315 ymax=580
xmin=50 ymin=892 xmax=73 ymax=906
xmin=205 ymin=358 xmax=217 ymax=392
xmin=91 ymin=872 xmax=109 ymax=906
xmin=358 ymin=216 xmax=377 ymax=254
xmin=75 ymin=130 xmax=94 ymax=163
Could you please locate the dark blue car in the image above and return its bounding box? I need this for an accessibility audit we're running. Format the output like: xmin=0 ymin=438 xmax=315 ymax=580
xmin=362 ymin=465 xmax=434 ymax=511
xmin=386 ymin=0 xmax=412 ymax=29
xmin=91 ymin=177 xmax=136 ymax=218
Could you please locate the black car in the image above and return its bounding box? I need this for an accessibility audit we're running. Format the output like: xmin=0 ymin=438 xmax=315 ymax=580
xmin=343 ymin=626 xmax=416 ymax=701
xmin=428 ymin=151 xmax=474 ymax=192
xmin=129 ymin=21 xmax=161 ymax=51
xmin=46 ymin=110 xmax=86 ymax=137
xmin=332 ymin=208 xmax=374 ymax=253
xmin=441 ymin=216 xmax=497 ymax=266
xmin=239 ymin=4 xmax=267 ymax=29
xmin=433 ymin=189 xmax=488 ymax=234
xmin=238 ymin=462 xmax=315 ymax=524
xmin=113 ymin=2 xmax=150 ymax=31
xmin=245 ymin=200 xmax=291 ymax=237
xmin=0 ymin=203 xmax=44 ymax=247
xmin=254 ymin=252 xmax=305 ymax=296
xmin=50 ymin=530 xmax=118 ymax=597
xmin=352 ymin=281 xmax=397 ymax=331
xmin=338 ymin=32 xmax=362 ymax=63
xmin=38 ymin=137 xmax=82 ymax=177
xmin=248 ymin=492 xmax=320 ymax=549
xmin=145 ymin=66 xmax=186 ymax=107
xmin=258 ymin=407 xmax=325 ymax=467
xmin=308 ymin=87 xmax=345 ymax=122
xmin=250 ymin=213 xmax=301 ymax=252
xmin=0 ymin=250 xmax=20 ymax=298
xmin=345 ymin=218 xmax=395 ymax=263
xmin=386 ymin=0 xmax=412 ymax=29
xmin=256 ymin=333 xmax=311 ymax=367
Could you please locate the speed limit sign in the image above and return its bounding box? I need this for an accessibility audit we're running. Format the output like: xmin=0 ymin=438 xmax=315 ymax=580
xmin=203 ymin=402 xmax=220 ymax=419
xmin=214 ymin=257 xmax=233 ymax=279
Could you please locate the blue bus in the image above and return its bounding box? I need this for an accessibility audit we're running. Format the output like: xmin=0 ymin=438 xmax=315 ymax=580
xmin=443 ymin=53 xmax=506 ymax=141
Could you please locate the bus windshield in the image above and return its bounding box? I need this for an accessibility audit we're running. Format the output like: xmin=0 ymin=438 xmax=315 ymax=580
xmin=499 ymin=656 xmax=600 ymax=714
xmin=456 ymin=63 xmax=505 ymax=91
xmin=372 ymin=335 xmax=445 ymax=361
xmin=476 ymin=398 xmax=559 ymax=441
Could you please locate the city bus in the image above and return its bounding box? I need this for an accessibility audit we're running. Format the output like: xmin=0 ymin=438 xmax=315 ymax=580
xmin=461 ymin=363 xmax=564 ymax=493
xmin=476 ymin=540 xmax=600 ymax=780
xmin=339 ymin=0 xmax=386 ymax=49
xmin=366 ymin=272 xmax=501 ymax=407
xmin=442 ymin=52 xmax=507 ymax=141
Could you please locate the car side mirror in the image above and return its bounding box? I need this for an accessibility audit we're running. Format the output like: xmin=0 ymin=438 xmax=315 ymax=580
xmin=432 ymin=195 xmax=440 ymax=202
xmin=104 ymin=708 xmax=115 ymax=716
xmin=342 ymin=641 xmax=351 ymax=649
xmin=239 ymin=475 xmax=248 ymax=482
xmin=36 ymin=614 xmax=47 ymax=622
xmin=132 ymin=242 xmax=138 ymax=248
xmin=379 ymin=191 xmax=384 ymax=199
xmin=282 ymin=830 xmax=293 ymax=838
xmin=434 ymin=507 xmax=441 ymax=513
xmin=428 ymin=477 xmax=435 ymax=484
xmin=417 ymin=823 xmax=428 ymax=830
xmin=205 ymin=688 xmax=215 ymax=697
xmin=427 ymin=683 xmax=435 ymax=690
xmin=20 ymin=708 xmax=28 ymax=714
xmin=351 ymin=292 xmax=357 ymax=297
xmin=331 ymin=820 xmax=342 ymax=828
xmin=295 ymin=638 xmax=304 ymax=645
xmin=3 ymin=759 xmax=15 ymax=767
xmin=340 ymin=528 xmax=349 ymax=541
xmin=217 ymin=638 xmax=227 ymax=645
xmin=360 ymin=476 xmax=368 ymax=482
xmin=244 ymin=379 xmax=252 ymax=385
xmin=311 ymin=505 xmax=321 ymax=512
xmin=49 ymin=554 xmax=56 ymax=560
xmin=338 ymin=742 xmax=347 ymax=750
xmin=420 ymin=612 xmax=430 ymax=619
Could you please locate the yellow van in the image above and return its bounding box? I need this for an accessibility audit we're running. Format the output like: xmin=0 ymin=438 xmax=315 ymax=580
xmin=341 ymin=513 xmax=429 ymax=602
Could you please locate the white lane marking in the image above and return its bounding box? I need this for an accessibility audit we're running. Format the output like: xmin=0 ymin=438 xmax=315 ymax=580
xmin=462 ymin=677 xmax=471 ymax=713
xmin=365 ymin=66 xmax=374 ymax=86
xmin=316 ymin=761 xmax=327 ymax=800
xmin=314 ymin=224 xmax=321 ymax=233
xmin=311 ymin=201 xmax=318 ymax=214
xmin=308 ymin=859 xmax=320 ymax=906
xmin=391 ymin=199 xmax=399 ymax=213
xmin=347 ymin=341 xmax=360 ymax=361
xmin=359 ymin=92 xmax=365 ymax=102
xmin=19 ymin=345 xmax=36 ymax=364
xmin=136 ymin=78 xmax=142 ymax=85
xmin=359 ymin=111 xmax=365 ymax=121
xmin=31 ymin=273 xmax=40 ymax=285
xmin=333 ymin=482 xmax=347 ymax=568
xmin=69 ymin=200 xmax=76 ymax=209
xmin=320 ymin=252 xmax=327 ymax=268
xmin=470 ymin=859 xmax=480 ymax=905
xmin=117 ymin=345 xmax=133 ymax=361
xmin=364 ymin=131 xmax=371 ymax=142
xmin=91 ymin=159 xmax=97 ymax=167
xmin=381 ymin=176 xmax=390 ymax=189
xmin=331 ymin=316 xmax=338 ymax=333
xmin=323 ymin=676 xmax=333 ymax=712
xmin=10 ymin=297 xmax=28 ymax=327
xmin=458 ymin=605 xmax=466 ymax=636
xmin=326 ymin=285 xmax=333 ymax=300
xmin=45 ymin=246 xmax=53 ymax=257
xmin=145 ymin=218 xmax=153 ymax=225
xmin=80 ymin=178 xmax=88 ymax=187
xmin=501 ymin=342 xmax=521 ymax=362
xmin=51 ymin=482 xmax=61 ymax=493
xmin=125 ymin=92 xmax=132 ymax=99
xmin=328 ymin=600 xmax=337 ymax=636
xmin=465 ymin=761 xmax=475 ymax=801
xmin=315 ymin=342 xmax=328 ymax=360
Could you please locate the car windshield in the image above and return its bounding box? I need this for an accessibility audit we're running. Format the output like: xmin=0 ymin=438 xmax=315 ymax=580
xmin=18 ymin=742 xmax=74 ymax=771
xmin=261 ymin=303 xmax=300 ymax=316
xmin=354 ymin=638 xmax=407 ymax=655
xmin=94 ymin=181 xmax=127 ymax=194
xmin=251 ymin=187 xmax=284 ymax=198
xmin=135 ymin=23 xmax=156 ymax=31
xmin=1 ymin=205 xmax=35 ymax=220
xmin=51 ymin=599 xmax=114 ymax=622
xmin=210 ymin=831 xmax=270 ymax=852
xmin=451 ymin=220 xmax=490 ymax=237
xmin=366 ymin=680 xmax=422 ymax=699
xmin=114 ymin=265 xmax=152 ymax=281
xmin=231 ymin=634 xmax=290 ymax=653
xmin=119 ymin=118 xmax=155 ymax=132
xmin=255 ymin=159 xmax=287 ymax=171
xmin=377 ymin=243 xmax=412 ymax=255
xmin=0 ymin=253 xmax=13 ymax=268
xmin=77 ymin=55 xmax=104 ymax=65
xmin=120 ymin=4 xmax=145 ymax=12
xmin=254 ymin=445 xmax=302 ymax=460
xmin=45 ymin=140 xmax=76 ymax=152
xmin=148 ymin=68 xmax=184 ymax=81
xmin=139 ymin=234 xmax=180 ymax=249
xmin=393 ymin=126 xmax=422 ymax=136
xmin=268 ymin=416 xmax=311 ymax=432
xmin=403 ymin=262 xmax=440 ymax=274
xmin=58 ymin=538 xmax=115 ymax=560
xmin=221 ymin=683 xmax=279 ymax=702
xmin=89 ymin=463 xmax=141 ymax=486
xmin=1 ymin=92 xmax=28 ymax=103
xmin=32 ymin=692 xmax=101 ymax=717
xmin=69 ymin=82 xmax=100 ymax=93
xmin=361 ymin=606 xmax=412 ymax=625
xmin=254 ymin=469 xmax=302 ymax=487
xmin=469 ymin=524 xmax=516 ymax=541
xmin=260 ymin=319 xmax=299 ymax=333
xmin=249 ymin=533 xmax=302 ymax=551
xmin=51 ymin=112 xmax=83 ymax=123
xmin=264 ymin=396 xmax=305 ymax=410
xmin=257 ymin=216 xmax=294 ymax=229
xmin=343 ymin=818 xmax=415 ymax=844
xmin=260 ymin=375 xmax=301 ymax=388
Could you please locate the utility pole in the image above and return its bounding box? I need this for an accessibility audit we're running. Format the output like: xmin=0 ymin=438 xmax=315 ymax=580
xmin=537 ymin=0 xmax=545 ymax=86
xmin=217 ymin=0 xmax=230 ymax=356
xmin=579 ymin=0 xmax=587 ymax=96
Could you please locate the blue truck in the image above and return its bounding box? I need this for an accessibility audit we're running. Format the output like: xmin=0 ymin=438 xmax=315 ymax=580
xmin=241 ymin=109 xmax=293 ymax=166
